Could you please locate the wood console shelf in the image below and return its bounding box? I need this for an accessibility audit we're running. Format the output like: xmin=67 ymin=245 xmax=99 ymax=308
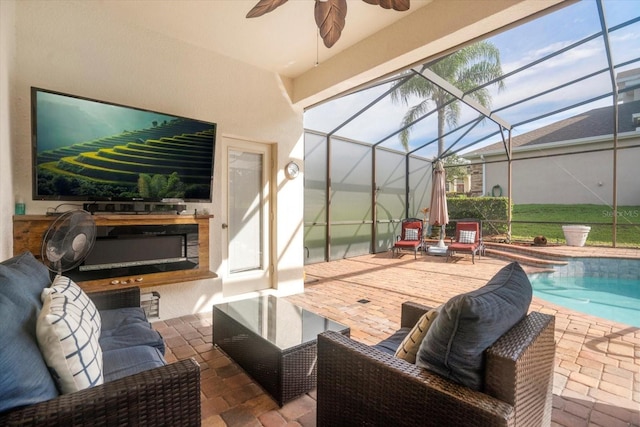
xmin=13 ymin=214 xmax=216 ymax=293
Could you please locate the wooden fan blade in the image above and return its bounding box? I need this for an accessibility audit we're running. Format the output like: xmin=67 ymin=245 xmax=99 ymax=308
xmin=362 ymin=0 xmax=410 ymax=12
xmin=315 ymin=0 xmax=347 ymax=48
xmin=246 ymin=0 xmax=289 ymax=18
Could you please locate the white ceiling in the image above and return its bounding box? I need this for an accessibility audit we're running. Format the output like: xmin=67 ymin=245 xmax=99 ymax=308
xmin=96 ymin=0 xmax=433 ymax=79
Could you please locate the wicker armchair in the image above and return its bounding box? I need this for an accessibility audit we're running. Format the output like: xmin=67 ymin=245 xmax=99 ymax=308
xmin=0 ymin=287 xmax=201 ymax=427
xmin=317 ymin=301 xmax=555 ymax=427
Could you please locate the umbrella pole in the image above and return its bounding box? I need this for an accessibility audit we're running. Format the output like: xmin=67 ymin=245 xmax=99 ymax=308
xmin=436 ymin=225 xmax=446 ymax=248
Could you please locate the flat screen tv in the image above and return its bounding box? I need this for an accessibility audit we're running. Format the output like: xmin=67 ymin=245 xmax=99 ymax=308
xmin=31 ymin=87 xmax=216 ymax=203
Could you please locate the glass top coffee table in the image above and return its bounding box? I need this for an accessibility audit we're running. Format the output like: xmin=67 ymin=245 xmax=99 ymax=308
xmin=213 ymin=295 xmax=349 ymax=406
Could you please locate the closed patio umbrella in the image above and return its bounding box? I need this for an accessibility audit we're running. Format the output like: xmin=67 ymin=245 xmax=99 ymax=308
xmin=429 ymin=160 xmax=449 ymax=249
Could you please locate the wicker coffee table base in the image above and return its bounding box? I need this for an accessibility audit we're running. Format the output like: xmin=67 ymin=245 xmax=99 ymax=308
xmin=213 ymin=306 xmax=349 ymax=406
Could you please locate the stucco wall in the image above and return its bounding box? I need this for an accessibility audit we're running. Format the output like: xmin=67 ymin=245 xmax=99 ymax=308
xmin=0 ymin=0 xmax=16 ymax=261
xmin=6 ymin=0 xmax=305 ymax=318
xmin=477 ymin=137 xmax=640 ymax=205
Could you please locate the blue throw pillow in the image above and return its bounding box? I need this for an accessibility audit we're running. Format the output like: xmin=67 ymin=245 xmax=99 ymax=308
xmin=416 ymin=262 xmax=532 ymax=390
xmin=0 ymin=251 xmax=51 ymax=303
xmin=0 ymin=252 xmax=58 ymax=412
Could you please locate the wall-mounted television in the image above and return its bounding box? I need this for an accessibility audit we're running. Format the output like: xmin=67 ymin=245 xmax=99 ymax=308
xmin=31 ymin=87 xmax=216 ymax=203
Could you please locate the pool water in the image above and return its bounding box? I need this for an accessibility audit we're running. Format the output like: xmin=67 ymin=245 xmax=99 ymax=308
xmin=528 ymin=275 xmax=640 ymax=327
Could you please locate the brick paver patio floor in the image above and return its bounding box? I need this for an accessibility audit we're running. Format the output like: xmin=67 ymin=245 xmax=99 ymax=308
xmin=154 ymin=249 xmax=640 ymax=426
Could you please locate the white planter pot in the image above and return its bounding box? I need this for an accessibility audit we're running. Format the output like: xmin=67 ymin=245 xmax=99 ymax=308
xmin=562 ymin=225 xmax=591 ymax=247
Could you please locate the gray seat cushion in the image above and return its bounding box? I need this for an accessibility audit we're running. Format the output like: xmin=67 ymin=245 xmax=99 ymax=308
xmin=100 ymin=307 xmax=148 ymax=331
xmin=0 ymin=252 xmax=59 ymax=412
xmin=99 ymin=316 xmax=165 ymax=355
xmin=416 ymin=262 xmax=532 ymax=390
xmin=373 ymin=327 xmax=410 ymax=355
xmin=102 ymin=345 xmax=166 ymax=382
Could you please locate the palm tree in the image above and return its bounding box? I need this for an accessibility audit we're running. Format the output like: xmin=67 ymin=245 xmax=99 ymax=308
xmin=391 ymin=42 xmax=505 ymax=155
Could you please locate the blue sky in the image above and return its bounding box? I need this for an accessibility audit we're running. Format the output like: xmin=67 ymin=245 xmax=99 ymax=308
xmin=304 ymin=0 xmax=640 ymax=159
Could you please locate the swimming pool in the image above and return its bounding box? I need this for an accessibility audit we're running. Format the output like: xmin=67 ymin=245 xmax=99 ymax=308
xmin=528 ymin=258 xmax=640 ymax=328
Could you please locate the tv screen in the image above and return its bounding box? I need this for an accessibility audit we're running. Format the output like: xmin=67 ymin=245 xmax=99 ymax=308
xmin=32 ymin=87 xmax=216 ymax=202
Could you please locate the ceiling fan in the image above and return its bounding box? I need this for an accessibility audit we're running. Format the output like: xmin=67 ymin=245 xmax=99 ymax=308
xmin=246 ymin=0 xmax=411 ymax=48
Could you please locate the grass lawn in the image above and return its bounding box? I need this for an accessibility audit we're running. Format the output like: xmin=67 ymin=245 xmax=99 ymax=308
xmin=510 ymin=204 xmax=640 ymax=247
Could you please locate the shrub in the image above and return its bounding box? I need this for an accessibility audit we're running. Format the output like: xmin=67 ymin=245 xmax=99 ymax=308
xmin=447 ymin=197 xmax=509 ymax=236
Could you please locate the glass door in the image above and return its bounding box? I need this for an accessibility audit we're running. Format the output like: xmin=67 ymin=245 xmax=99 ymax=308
xmin=222 ymin=137 xmax=272 ymax=296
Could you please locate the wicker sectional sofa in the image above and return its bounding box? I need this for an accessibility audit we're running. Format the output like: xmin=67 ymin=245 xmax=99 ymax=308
xmin=0 ymin=252 xmax=201 ymax=426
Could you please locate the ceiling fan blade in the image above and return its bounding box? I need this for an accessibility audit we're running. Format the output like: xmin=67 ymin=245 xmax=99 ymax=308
xmin=362 ymin=0 xmax=410 ymax=12
xmin=246 ymin=0 xmax=289 ymax=18
xmin=315 ymin=0 xmax=347 ymax=48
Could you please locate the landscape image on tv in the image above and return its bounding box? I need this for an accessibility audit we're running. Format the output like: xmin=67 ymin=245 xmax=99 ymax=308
xmin=33 ymin=88 xmax=216 ymax=202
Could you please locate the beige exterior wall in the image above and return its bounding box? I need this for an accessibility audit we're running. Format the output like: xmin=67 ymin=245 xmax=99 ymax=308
xmin=468 ymin=135 xmax=640 ymax=205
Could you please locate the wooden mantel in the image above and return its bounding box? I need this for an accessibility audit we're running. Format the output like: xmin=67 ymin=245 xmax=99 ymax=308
xmin=13 ymin=214 xmax=217 ymax=293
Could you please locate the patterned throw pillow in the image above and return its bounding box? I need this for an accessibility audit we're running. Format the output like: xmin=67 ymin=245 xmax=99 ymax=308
xmin=404 ymin=228 xmax=419 ymax=241
xmin=459 ymin=230 xmax=476 ymax=244
xmin=395 ymin=308 xmax=439 ymax=364
xmin=37 ymin=276 xmax=103 ymax=394
xmin=43 ymin=275 xmax=101 ymax=335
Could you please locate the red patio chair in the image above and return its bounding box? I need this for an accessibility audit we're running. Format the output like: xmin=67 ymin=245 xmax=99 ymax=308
xmin=447 ymin=221 xmax=484 ymax=264
xmin=392 ymin=218 xmax=423 ymax=259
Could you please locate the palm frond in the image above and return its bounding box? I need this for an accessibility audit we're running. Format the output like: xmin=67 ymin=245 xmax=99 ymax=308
xmin=399 ymin=100 xmax=431 ymax=150
xmin=393 ymin=40 xmax=506 ymax=155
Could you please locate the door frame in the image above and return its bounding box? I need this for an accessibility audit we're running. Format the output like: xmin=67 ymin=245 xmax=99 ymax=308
xmin=220 ymin=135 xmax=275 ymax=297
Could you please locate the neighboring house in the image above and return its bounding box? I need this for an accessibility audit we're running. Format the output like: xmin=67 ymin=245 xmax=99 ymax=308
xmin=618 ymin=68 xmax=640 ymax=104
xmin=465 ymin=71 xmax=640 ymax=205
xmin=447 ymin=175 xmax=471 ymax=194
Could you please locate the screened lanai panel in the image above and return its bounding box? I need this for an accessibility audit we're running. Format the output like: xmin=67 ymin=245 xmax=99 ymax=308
xmin=329 ymin=224 xmax=372 ymax=259
xmin=492 ymin=44 xmax=610 ymax=111
xmin=400 ymin=106 xmax=440 ymax=155
xmin=374 ymin=148 xmax=406 ymax=252
xmin=609 ymin=20 xmax=640 ymax=66
xmin=615 ymin=145 xmax=640 ymax=247
xmin=305 ymin=224 xmax=327 ymax=264
xmin=304 ymin=82 xmax=396 ymax=135
xmin=409 ymin=156 xmax=432 ymax=220
xmin=303 ymin=0 xmax=640 ymax=253
xmin=497 ymin=75 xmax=613 ymax=132
xmin=486 ymin=0 xmax=601 ymax=69
xmin=330 ymin=138 xmax=372 ymax=258
xmin=468 ymin=1 xmax=638 ymax=142
xmin=410 ymin=103 xmax=496 ymax=159
xmin=506 ymin=147 xmax=617 ymax=245
xmin=303 ymin=131 xmax=327 ymax=264
xmin=328 ymin=79 xmax=415 ymax=151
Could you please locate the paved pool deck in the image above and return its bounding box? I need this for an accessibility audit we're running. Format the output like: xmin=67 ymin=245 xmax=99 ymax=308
xmin=154 ymin=246 xmax=640 ymax=426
